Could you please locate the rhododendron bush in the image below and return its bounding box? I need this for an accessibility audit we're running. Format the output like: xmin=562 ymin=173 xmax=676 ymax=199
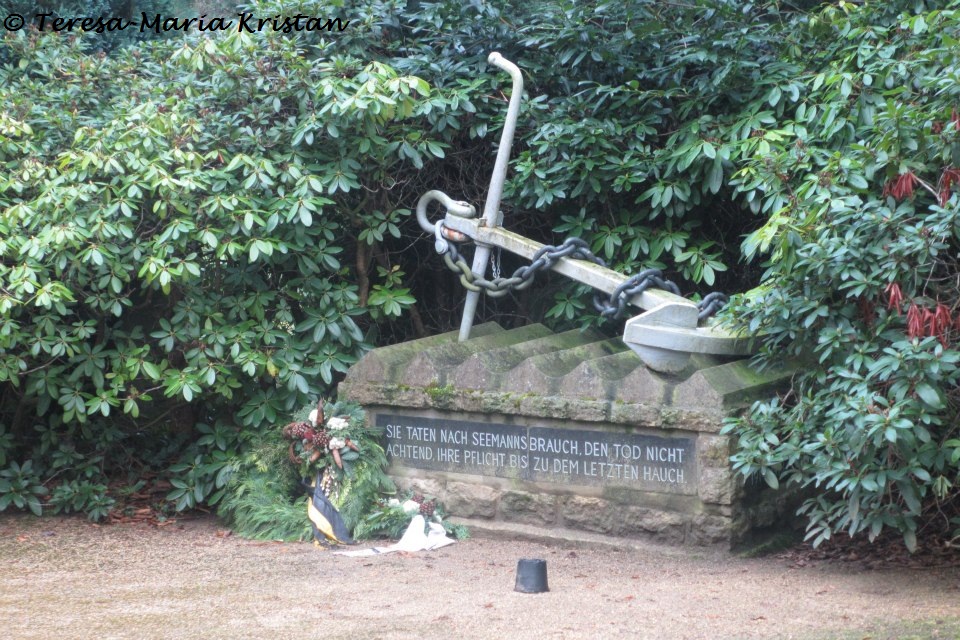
xmin=722 ymin=3 xmax=960 ymax=550
xmin=1 ymin=0 xmax=959 ymax=550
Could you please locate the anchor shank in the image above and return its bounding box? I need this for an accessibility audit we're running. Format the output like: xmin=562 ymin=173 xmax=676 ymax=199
xmin=459 ymin=53 xmax=525 ymax=342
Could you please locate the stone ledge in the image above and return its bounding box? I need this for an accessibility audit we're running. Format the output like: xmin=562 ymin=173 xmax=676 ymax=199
xmin=338 ymin=386 xmax=731 ymax=432
xmin=341 ymin=324 xmax=791 ymax=429
xmin=447 ymin=517 xmax=734 ymax=554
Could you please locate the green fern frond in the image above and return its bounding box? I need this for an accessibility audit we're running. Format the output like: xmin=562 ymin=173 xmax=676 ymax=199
xmin=218 ymin=470 xmax=312 ymax=541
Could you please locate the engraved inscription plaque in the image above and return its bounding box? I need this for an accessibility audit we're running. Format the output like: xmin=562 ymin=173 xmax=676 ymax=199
xmin=377 ymin=413 xmax=695 ymax=494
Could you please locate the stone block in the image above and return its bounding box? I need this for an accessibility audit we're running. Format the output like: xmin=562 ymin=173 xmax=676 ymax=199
xmin=404 ymin=324 xmax=553 ymax=388
xmin=686 ymin=514 xmax=732 ymax=545
xmin=452 ymin=329 xmax=604 ymax=391
xmin=616 ymin=506 xmax=688 ymax=543
xmin=444 ymin=481 xmax=500 ymax=519
xmin=394 ymin=476 xmax=446 ymax=500
xmin=698 ymin=434 xmax=733 ymax=468
xmin=560 ymin=351 xmax=665 ymax=404
xmin=660 ymin=407 xmax=724 ymax=433
xmin=672 ymin=359 xmax=795 ymax=411
xmin=341 ymin=385 xmax=432 ymax=410
xmin=502 ymin=339 xmax=627 ymax=396
xmin=342 ymin=323 xmax=501 ymax=386
xmin=561 ymin=496 xmax=688 ymax=542
xmin=499 ymin=490 xmax=557 ymax=526
xmin=515 ymin=395 xmax=609 ymax=423
xmin=559 ymin=496 xmax=612 ymax=534
xmin=607 ymin=402 xmax=662 ymax=427
xmin=699 ymin=467 xmax=735 ymax=505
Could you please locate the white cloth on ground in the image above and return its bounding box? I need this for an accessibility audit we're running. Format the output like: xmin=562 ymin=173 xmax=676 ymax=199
xmin=333 ymin=515 xmax=455 ymax=557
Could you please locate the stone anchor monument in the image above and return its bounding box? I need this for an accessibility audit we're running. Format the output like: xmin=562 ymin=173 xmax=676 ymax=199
xmin=339 ymin=54 xmax=793 ymax=546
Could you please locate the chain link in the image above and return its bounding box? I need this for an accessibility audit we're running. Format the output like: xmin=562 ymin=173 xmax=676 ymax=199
xmin=592 ymin=268 xmax=681 ymax=319
xmin=434 ymin=232 xmax=727 ymax=321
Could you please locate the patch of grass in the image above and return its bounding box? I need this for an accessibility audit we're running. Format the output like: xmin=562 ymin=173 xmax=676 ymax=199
xmin=811 ymin=618 xmax=960 ymax=640
xmin=735 ymin=529 xmax=804 ymax=558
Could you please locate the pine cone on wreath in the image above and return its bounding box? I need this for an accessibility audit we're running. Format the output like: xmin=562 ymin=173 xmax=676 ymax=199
xmin=283 ymin=421 xmax=313 ymax=441
xmin=293 ymin=422 xmax=313 ymax=440
xmin=419 ymin=499 xmax=436 ymax=518
xmin=312 ymin=429 xmax=331 ymax=450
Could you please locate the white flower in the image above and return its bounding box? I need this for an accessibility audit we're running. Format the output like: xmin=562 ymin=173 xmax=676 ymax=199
xmin=328 ymin=436 xmax=346 ymax=450
xmin=388 ymin=498 xmax=400 ymax=507
xmin=401 ymin=500 xmax=420 ymax=514
xmin=308 ymin=409 xmax=319 ymax=426
xmin=326 ymin=416 xmax=350 ymax=431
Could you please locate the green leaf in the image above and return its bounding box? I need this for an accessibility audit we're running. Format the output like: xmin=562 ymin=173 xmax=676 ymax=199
xmin=767 ymin=86 xmax=782 ymax=106
xmin=903 ymin=529 xmax=917 ymax=553
xmin=299 ymin=208 xmax=313 ymax=227
xmin=847 ymin=174 xmax=868 ymax=190
xmin=761 ymin=468 xmax=779 ymax=490
xmin=914 ymin=383 xmax=942 ymax=409
xmin=142 ymin=361 xmax=161 ymax=380
xmin=706 ymin=157 xmax=723 ymax=194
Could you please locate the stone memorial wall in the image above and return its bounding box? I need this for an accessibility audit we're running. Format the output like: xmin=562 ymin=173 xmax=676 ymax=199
xmin=339 ymin=322 xmax=795 ymax=547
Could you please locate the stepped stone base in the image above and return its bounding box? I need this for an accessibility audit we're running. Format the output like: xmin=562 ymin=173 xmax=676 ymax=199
xmin=339 ymin=323 xmax=794 ymax=547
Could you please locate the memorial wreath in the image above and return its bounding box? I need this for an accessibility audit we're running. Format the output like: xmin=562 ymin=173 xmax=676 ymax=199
xmin=217 ymin=399 xmax=466 ymax=543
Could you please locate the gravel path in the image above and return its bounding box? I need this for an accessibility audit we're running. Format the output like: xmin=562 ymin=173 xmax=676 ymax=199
xmin=1 ymin=513 xmax=958 ymax=640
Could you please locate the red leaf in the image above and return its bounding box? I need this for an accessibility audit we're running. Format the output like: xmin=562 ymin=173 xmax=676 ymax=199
xmin=882 ymin=178 xmax=895 ymax=199
xmin=906 ymin=303 xmax=924 ymax=339
xmin=939 ymin=167 xmax=960 ymax=206
xmin=933 ymin=303 xmax=952 ymax=348
xmin=884 ymin=282 xmax=903 ymax=315
xmin=923 ymin=308 xmax=936 ymax=338
xmin=889 ymin=171 xmax=919 ymax=201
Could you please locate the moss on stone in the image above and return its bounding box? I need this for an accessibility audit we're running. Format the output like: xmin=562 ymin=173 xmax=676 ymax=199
xmin=424 ymin=381 xmax=456 ymax=405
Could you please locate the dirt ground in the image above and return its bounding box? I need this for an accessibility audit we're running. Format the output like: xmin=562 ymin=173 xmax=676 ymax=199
xmin=1 ymin=513 xmax=959 ymax=640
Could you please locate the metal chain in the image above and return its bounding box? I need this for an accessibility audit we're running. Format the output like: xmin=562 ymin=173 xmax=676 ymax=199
xmin=695 ymin=291 xmax=729 ymax=322
xmin=592 ymin=268 xmax=681 ymax=319
xmin=434 ymin=232 xmax=727 ymax=320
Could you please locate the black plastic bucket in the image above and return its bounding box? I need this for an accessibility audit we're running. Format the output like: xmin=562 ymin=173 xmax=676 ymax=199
xmin=514 ymin=558 xmax=549 ymax=593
